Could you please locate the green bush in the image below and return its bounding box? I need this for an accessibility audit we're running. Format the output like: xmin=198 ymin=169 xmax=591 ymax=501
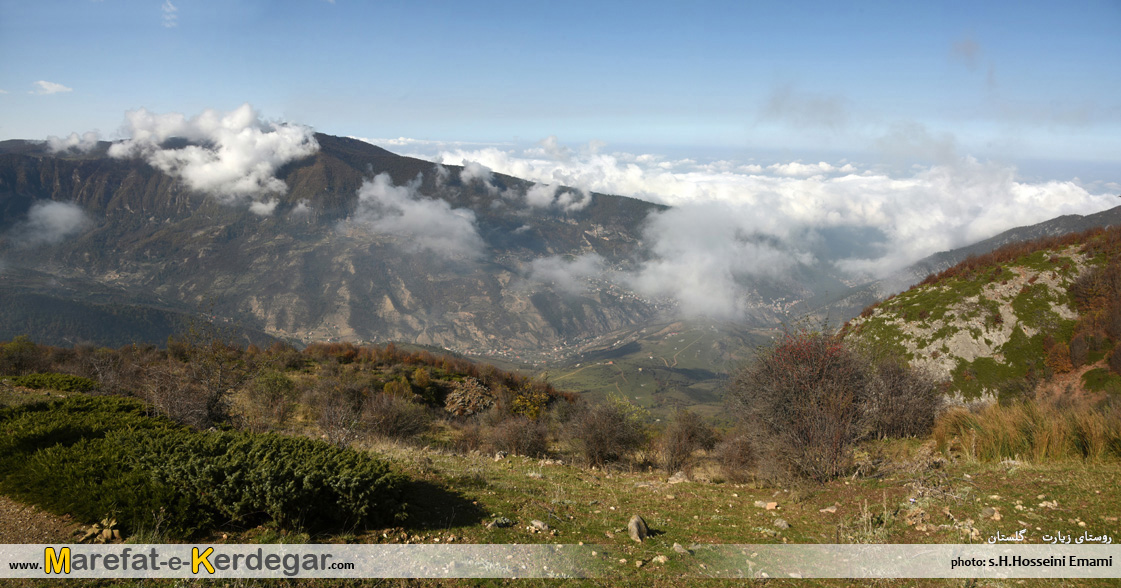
xmin=0 ymin=395 xmax=407 ymax=537
xmin=10 ymin=372 xmax=99 ymax=392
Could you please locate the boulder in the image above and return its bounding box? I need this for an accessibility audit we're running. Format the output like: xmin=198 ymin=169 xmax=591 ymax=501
xmin=627 ymin=515 xmax=648 ymax=542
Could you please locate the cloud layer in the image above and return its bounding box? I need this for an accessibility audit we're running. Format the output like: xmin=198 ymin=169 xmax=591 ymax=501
xmin=108 ymin=104 xmax=319 ymax=207
xmin=406 ymin=136 xmax=1118 ymax=318
xmin=351 ymin=173 xmax=485 ymax=259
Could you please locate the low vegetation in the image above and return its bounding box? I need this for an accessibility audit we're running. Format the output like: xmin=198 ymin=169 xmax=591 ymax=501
xmin=0 ymin=395 xmax=406 ymax=538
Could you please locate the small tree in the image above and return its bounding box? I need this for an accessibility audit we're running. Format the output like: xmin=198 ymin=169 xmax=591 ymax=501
xmin=361 ymin=393 xmax=431 ymax=441
xmin=243 ymin=370 xmax=297 ymax=432
xmin=567 ymin=397 xmax=647 ymax=467
xmin=659 ymin=408 xmax=717 ymax=473
xmin=864 ymin=358 xmax=941 ymax=439
xmin=726 ymin=329 xmax=868 ymax=482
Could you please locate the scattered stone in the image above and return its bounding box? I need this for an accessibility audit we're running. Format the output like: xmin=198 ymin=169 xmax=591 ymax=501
xmin=665 ymin=494 xmax=675 ymax=500
xmin=492 ymin=517 xmax=513 ymax=528
xmin=819 ymin=506 xmax=837 ymax=514
xmin=494 ymin=451 xmax=508 ymax=461
xmin=774 ymin=518 xmax=790 ymax=530
xmin=635 ymin=559 xmax=645 ymax=568
xmin=652 ymin=555 xmax=668 ymax=564
xmin=668 ymin=471 xmax=689 ymax=484
xmin=980 ymin=507 xmax=996 ymax=519
xmin=531 ymin=520 xmax=550 ymax=532
xmin=1039 ymin=500 xmax=1058 ymax=509
xmin=765 ymin=502 xmax=778 ymax=510
xmin=604 ymin=531 xmax=615 ymax=539
xmin=754 ymin=500 xmax=768 ymax=508
xmin=1078 ymin=521 xmax=1087 ymax=528
xmin=80 ymin=517 xmax=121 ymax=544
xmin=673 ymin=542 xmax=691 ymax=555
xmin=527 ymin=472 xmax=543 ymax=479
xmin=628 ymin=515 xmax=649 ymax=543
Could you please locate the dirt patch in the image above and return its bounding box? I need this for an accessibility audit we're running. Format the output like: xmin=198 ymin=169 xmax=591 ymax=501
xmin=0 ymin=495 xmax=83 ymax=543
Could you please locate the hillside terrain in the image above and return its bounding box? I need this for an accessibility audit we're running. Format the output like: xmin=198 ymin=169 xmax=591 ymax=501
xmin=844 ymin=226 xmax=1121 ymax=401
xmin=804 ymin=204 xmax=1121 ymax=327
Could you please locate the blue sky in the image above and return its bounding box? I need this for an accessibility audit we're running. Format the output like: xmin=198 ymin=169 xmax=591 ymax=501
xmin=2 ymin=0 xmax=1119 ymax=169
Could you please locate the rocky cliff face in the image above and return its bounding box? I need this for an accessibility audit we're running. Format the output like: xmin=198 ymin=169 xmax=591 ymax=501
xmin=0 ymin=135 xmax=665 ymax=355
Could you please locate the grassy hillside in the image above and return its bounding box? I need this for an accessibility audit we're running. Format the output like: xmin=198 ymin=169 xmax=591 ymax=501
xmin=3 ymin=326 xmax=1121 ymax=586
xmin=844 ymin=226 xmax=1121 ymax=401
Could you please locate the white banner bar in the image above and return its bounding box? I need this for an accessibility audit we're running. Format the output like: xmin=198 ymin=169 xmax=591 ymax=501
xmin=1 ymin=544 xmax=1118 ymax=579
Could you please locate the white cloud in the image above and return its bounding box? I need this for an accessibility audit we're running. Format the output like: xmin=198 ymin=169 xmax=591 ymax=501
xmin=459 ymin=160 xmax=497 ymax=193
xmin=107 ymin=104 xmax=319 ymax=206
xmin=766 ymin=161 xmax=854 ymax=177
xmin=527 ymin=254 xmax=606 ymax=295
xmin=351 ymin=173 xmax=485 ymax=259
xmin=412 ymin=137 xmax=1116 ymax=307
xmin=31 ymin=81 xmax=72 ymax=95
xmin=522 ymin=182 xmax=591 ymax=211
xmin=11 ymin=201 xmax=91 ymax=247
xmin=249 ymin=199 xmax=278 ymax=216
xmin=162 ymin=0 xmax=178 ymax=28
xmin=0 ymin=89 xmax=9 ymax=95
xmin=625 ymin=202 xmax=812 ymax=319
xmin=46 ymin=131 xmax=100 ymax=153
xmin=291 ymin=199 xmax=312 ymax=218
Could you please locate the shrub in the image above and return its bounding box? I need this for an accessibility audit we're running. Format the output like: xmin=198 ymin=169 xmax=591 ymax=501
xmin=242 ymin=370 xmax=297 ymax=432
xmin=488 ymin=416 xmax=548 ymax=457
xmin=0 ymin=395 xmax=407 ymax=537
xmin=361 ymin=392 xmax=431 ymax=441
xmin=10 ymin=372 xmax=99 ymax=392
xmin=864 ymin=360 xmax=941 ymax=439
xmin=567 ymin=398 xmax=647 ymax=467
xmin=0 ymin=335 xmax=49 ymax=376
xmin=658 ymin=409 xmax=716 ymax=473
xmin=511 ymin=383 xmax=550 ymax=420
xmin=1046 ymin=342 xmax=1073 ymax=374
xmin=726 ymin=329 xmax=869 ymax=482
xmin=1111 ymin=349 xmax=1121 ymax=376
xmin=444 ymin=378 xmax=494 ymax=417
xmin=1070 ymin=333 xmax=1089 ymax=368
xmin=714 ymin=433 xmax=757 ymax=484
